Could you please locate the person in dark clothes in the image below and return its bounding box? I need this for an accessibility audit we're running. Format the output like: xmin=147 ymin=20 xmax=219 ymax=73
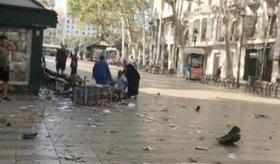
xmin=123 ymin=60 xmax=140 ymax=99
xmin=92 ymin=55 xmax=112 ymax=85
xmin=215 ymin=66 xmax=222 ymax=82
xmin=56 ymin=44 xmax=68 ymax=74
xmin=70 ymin=51 xmax=78 ymax=76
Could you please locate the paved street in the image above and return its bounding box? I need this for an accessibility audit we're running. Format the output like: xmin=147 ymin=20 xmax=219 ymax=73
xmin=0 ymin=57 xmax=280 ymax=164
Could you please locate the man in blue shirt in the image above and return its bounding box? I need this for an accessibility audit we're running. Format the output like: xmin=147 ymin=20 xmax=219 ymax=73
xmin=92 ymin=55 xmax=112 ymax=85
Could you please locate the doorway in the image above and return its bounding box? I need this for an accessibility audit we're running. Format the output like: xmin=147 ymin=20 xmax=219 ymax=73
xmin=213 ymin=53 xmax=220 ymax=75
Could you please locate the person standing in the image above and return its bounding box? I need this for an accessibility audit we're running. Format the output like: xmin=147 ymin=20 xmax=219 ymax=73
xmin=92 ymin=55 xmax=112 ymax=85
xmin=215 ymin=66 xmax=222 ymax=82
xmin=70 ymin=51 xmax=78 ymax=76
xmin=80 ymin=50 xmax=84 ymax=60
xmin=56 ymin=44 xmax=68 ymax=74
xmin=123 ymin=60 xmax=140 ymax=98
xmin=0 ymin=35 xmax=16 ymax=101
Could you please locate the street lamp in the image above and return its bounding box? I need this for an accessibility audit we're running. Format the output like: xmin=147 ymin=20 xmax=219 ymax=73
xmin=193 ymin=28 xmax=198 ymax=47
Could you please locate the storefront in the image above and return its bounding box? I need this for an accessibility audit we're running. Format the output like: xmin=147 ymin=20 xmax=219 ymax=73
xmin=0 ymin=0 xmax=57 ymax=93
xmin=243 ymin=43 xmax=274 ymax=82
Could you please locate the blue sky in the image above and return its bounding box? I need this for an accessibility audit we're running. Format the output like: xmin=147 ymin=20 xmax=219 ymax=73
xmin=55 ymin=0 xmax=66 ymax=8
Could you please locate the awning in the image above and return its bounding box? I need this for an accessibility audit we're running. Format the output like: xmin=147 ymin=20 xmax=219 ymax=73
xmin=184 ymin=48 xmax=206 ymax=55
xmin=0 ymin=0 xmax=57 ymax=28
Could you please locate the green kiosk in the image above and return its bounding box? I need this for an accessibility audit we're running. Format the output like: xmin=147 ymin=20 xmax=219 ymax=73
xmin=0 ymin=0 xmax=57 ymax=94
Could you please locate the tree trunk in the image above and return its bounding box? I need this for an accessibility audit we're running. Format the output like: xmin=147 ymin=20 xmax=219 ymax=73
xmin=225 ymin=24 xmax=233 ymax=78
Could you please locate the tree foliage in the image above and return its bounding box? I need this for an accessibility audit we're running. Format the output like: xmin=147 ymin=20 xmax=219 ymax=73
xmin=68 ymin=0 xmax=151 ymax=57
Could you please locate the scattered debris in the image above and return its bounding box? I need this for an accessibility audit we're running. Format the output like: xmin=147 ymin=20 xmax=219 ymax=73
xmin=64 ymin=153 xmax=83 ymax=161
xmin=143 ymin=146 xmax=153 ymax=151
xmin=265 ymin=148 xmax=271 ymax=151
xmin=216 ymin=161 xmax=223 ymax=164
xmin=6 ymin=122 xmax=11 ymax=127
xmin=103 ymin=109 xmax=111 ymax=114
xmin=169 ymin=124 xmax=176 ymax=128
xmin=9 ymin=114 xmax=15 ymax=118
xmin=196 ymin=130 xmax=202 ymax=134
xmin=195 ymin=146 xmax=209 ymax=151
xmin=157 ymin=92 xmax=160 ymax=96
xmin=227 ymin=153 xmax=237 ymax=159
xmin=157 ymin=138 xmax=165 ymax=141
xmin=195 ymin=105 xmax=200 ymax=112
xmin=217 ymin=126 xmax=241 ymax=145
xmin=22 ymin=132 xmax=38 ymax=140
xmin=255 ymin=114 xmax=270 ymax=119
xmin=128 ymin=103 xmax=136 ymax=108
xmin=160 ymin=109 xmax=168 ymax=112
xmin=188 ymin=157 xmax=198 ymax=162
xmin=269 ymin=136 xmax=272 ymax=140
xmin=93 ymin=123 xmax=104 ymax=127
xmin=110 ymin=130 xmax=119 ymax=134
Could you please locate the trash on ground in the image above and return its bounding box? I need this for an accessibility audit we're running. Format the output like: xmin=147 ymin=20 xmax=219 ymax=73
xmin=64 ymin=153 xmax=83 ymax=161
xmin=6 ymin=122 xmax=11 ymax=127
xmin=195 ymin=105 xmax=200 ymax=112
xmin=128 ymin=103 xmax=136 ymax=108
xmin=143 ymin=146 xmax=153 ymax=151
xmin=22 ymin=132 xmax=38 ymax=140
xmin=227 ymin=153 xmax=237 ymax=159
xmin=195 ymin=146 xmax=209 ymax=151
xmin=110 ymin=130 xmax=119 ymax=134
xmin=217 ymin=126 xmax=241 ymax=145
xmin=9 ymin=114 xmax=16 ymax=118
xmin=157 ymin=138 xmax=165 ymax=141
xmin=169 ymin=124 xmax=176 ymax=128
xmin=255 ymin=114 xmax=270 ymax=119
xmin=188 ymin=157 xmax=198 ymax=162
xmin=103 ymin=109 xmax=111 ymax=114
xmin=160 ymin=109 xmax=168 ymax=112
xmin=157 ymin=92 xmax=160 ymax=96
xmin=196 ymin=130 xmax=202 ymax=134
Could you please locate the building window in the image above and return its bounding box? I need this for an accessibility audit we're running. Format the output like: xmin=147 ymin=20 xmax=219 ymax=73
xmin=269 ymin=15 xmax=277 ymax=37
xmin=201 ymin=18 xmax=207 ymax=41
xmin=193 ymin=19 xmax=200 ymax=42
xmin=230 ymin=21 xmax=237 ymax=40
xmin=82 ymin=32 xmax=85 ymax=35
xmin=67 ymin=20 xmax=70 ymax=24
xmin=212 ymin=18 xmax=216 ymax=41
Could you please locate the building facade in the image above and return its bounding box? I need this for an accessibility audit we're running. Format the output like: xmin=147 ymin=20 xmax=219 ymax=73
xmin=151 ymin=0 xmax=280 ymax=83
